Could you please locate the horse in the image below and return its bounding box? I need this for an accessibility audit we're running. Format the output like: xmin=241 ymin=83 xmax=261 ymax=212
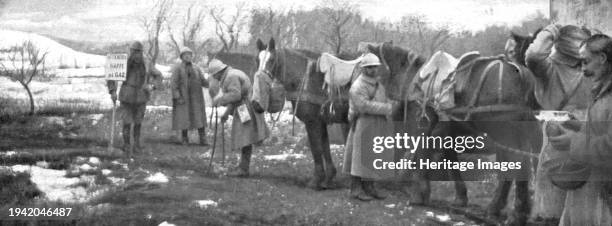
xmin=251 ymin=38 xmax=425 ymax=190
xmin=403 ymin=31 xmax=543 ymax=225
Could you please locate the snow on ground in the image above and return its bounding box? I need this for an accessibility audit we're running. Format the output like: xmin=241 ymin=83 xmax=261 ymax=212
xmin=145 ymin=172 xmax=169 ymax=184
xmin=8 ymin=165 xmax=96 ymax=203
xmin=194 ymin=200 xmax=218 ymax=209
xmin=263 ymin=153 xmax=306 ymax=161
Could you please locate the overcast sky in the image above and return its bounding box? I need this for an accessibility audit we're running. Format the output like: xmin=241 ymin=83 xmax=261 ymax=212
xmin=0 ymin=0 xmax=549 ymax=42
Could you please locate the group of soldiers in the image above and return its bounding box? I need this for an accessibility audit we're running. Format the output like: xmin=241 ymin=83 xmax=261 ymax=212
xmin=107 ymin=43 xmax=268 ymax=177
xmin=344 ymin=24 xmax=612 ymax=225
xmin=107 ymin=23 xmax=612 ymax=225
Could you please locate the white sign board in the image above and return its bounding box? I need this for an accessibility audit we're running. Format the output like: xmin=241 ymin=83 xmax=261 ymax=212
xmin=105 ymin=54 xmax=128 ymax=81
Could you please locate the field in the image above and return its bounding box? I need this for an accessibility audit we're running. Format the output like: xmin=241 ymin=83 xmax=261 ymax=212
xmin=0 ymin=77 xmax=521 ymax=225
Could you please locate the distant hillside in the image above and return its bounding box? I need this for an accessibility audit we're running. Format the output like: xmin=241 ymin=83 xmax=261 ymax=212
xmin=0 ymin=29 xmax=105 ymax=69
xmin=43 ymin=35 xmax=131 ymax=55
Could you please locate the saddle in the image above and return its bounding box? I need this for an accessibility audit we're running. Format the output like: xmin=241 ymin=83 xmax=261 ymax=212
xmin=409 ymin=51 xmax=461 ymax=111
xmin=318 ymin=52 xmax=362 ymax=87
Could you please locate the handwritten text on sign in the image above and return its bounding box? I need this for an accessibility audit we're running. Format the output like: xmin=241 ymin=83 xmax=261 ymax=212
xmin=105 ymin=54 xmax=128 ymax=81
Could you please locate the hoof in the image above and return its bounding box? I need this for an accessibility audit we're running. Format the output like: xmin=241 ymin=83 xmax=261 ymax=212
xmin=452 ymin=197 xmax=468 ymax=207
xmin=307 ymin=177 xmax=324 ymax=190
xmin=321 ymin=167 xmax=337 ymax=189
xmin=505 ymin=213 xmax=528 ymax=226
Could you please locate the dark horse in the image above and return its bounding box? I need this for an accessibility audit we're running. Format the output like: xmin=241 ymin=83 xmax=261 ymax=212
xmin=251 ymin=38 xmax=425 ymax=190
xmin=404 ymin=31 xmax=543 ymax=225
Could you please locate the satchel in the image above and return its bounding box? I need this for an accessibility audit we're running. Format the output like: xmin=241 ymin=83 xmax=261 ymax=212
xmin=236 ymin=103 xmax=252 ymax=123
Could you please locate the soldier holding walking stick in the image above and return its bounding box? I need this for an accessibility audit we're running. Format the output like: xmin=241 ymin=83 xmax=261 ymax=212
xmin=208 ymin=59 xmax=269 ymax=177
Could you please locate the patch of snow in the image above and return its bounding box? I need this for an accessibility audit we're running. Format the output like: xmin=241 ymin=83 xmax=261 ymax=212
xmin=43 ymin=116 xmax=66 ymax=127
xmin=195 ymin=200 xmax=218 ymax=209
xmin=385 ymin=204 xmax=396 ymax=208
xmin=86 ymin=114 xmax=104 ymax=125
xmin=75 ymin=156 xmax=88 ymax=164
xmin=263 ymin=153 xmax=306 ymax=161
xmin=108 ymin=177 xmax=125 ymax=185
xmin=101 ymin=169 xmax=112 ymax=176
xmin=146 ymin=172 xmax=169 ymax=184
xmin=35 ymin=161 xmax=49 ymax=168
xmin=146 ymin=105 xmax=172 ymax=112
xmin=436 ymin=214 xmax=451 ymax=222
xmin=426 ymin=211 xmax=435 ymax=217
xmin=9 ymin=165 xmax=97 ymax=203
xmin=158 ymin=221 xmax=176 ymax=226
xmin=79 ymin=164 xmax=94 ymax=172
xmin=1 ymin=151 xmax=18 ymax=157
xmin=88 ymin=157 xmax=101 ymax=165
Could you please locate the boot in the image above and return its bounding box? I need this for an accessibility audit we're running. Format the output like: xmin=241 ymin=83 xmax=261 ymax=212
xmin=133 ymin=124 xmax=142 ymax=153
xmin=349 ymin=176 xmax=374 ymax=201
xmin=122 ymin=124 xmax=131 ymax=152
xmin=363 ymin=180 xmax=387 ymax=200
xmin=181 ymin=130 xmax=189 ymax=145
xmin=228 ymin=146 xmax=252 ymax=177
xmin=198 ymin=127 xmax=209 ymax=146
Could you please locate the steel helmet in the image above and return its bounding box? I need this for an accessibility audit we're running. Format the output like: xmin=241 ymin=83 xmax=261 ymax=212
xmin=180 ymin=46 xmax=193 ymax=56
xmin=130 ymin=41 xmax=143 ymax=51
xmin=361 ymin=53 xmax=381 ymax=67
xmin=208 ymin=59 xmax=228 ymax=76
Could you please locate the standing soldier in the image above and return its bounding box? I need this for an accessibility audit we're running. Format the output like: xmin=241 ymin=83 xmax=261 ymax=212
xmin=552 ymin=34 xmax=612 ymax=225
xmin=208 ymin=59 xmax=269 ymax=177
xmin=108 ymin=41 xmax=162 ymax=153
xmin=524 ymin=24 xmax=591 ymax=224
xmin=171 ymin=47 xmax=209 ymax=145
xmin=343 ymin=53 xmax=398 ymax=201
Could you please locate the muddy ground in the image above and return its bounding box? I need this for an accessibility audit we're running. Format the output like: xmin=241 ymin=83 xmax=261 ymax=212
xmin=0 ymin=106 xmax=525 ymax=225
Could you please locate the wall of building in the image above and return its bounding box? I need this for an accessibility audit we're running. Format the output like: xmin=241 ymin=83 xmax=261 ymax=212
xmin=550 ymin=0 xmax=612 ymax=35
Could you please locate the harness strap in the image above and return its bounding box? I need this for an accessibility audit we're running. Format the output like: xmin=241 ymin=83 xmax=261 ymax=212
xmin=464 ymin=60 xmax=503 ymax=120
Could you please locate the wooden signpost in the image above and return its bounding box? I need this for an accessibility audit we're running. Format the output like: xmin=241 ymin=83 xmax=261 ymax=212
xmin=105 ymin=53 xmax=128 ymax=152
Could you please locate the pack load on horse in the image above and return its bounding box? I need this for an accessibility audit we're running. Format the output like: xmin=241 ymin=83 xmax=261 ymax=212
xmin=394 ymin=31 xmax=544 ymax=225
xmin=317 ymin=52 xmax=363 ymax=124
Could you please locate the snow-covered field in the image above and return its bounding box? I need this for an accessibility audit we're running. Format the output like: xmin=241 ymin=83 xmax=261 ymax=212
xmin=0 ymin=29 xmax=105 ymax=69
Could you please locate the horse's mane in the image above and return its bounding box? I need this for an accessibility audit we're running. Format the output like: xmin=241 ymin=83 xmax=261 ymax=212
xmin=290 ymin=48 xmax=321 ymax=60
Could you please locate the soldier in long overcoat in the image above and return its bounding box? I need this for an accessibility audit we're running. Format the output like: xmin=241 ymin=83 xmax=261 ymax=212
xmin=171 ymin=47 xmax=209 ymax=145
xmin=343 ymin=53 xmax=397 ymax=201
xmin=209 ymin=59 xmax=269 ymax=177
xmin=552 ymin=34 xmax=612 ymax=226
xmin=108 ymin=41 xmax=162 ymax=153
xmin=524 ymin=24 xmax=591 ymax=223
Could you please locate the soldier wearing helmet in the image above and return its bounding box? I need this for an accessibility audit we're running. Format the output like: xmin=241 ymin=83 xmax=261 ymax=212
xmin=343 ymin=53 xmax=399 ymax=201
xmin=107 ymin=41 xmax=162 ymax=153
xmin=170 ymin=46 xmax=210 ymax=145
xmin=208 ymin=58 xmax=269 ymax=177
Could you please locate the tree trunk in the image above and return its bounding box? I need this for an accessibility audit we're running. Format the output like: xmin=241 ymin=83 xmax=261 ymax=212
xmin=21 ymin=82 xmax=35 ymax=115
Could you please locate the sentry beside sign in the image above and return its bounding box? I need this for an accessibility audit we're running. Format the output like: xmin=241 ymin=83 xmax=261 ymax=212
xmin=105 ymin=54 xmax=128 ymax=81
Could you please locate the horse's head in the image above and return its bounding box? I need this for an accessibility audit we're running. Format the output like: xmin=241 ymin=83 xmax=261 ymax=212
xmin=366 ymin=42 xmax=425 ymax=101
xmin=507 ymin=28 xmax=542 ymax=66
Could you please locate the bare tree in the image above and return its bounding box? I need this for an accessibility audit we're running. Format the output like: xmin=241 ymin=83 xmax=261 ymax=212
xmin=401 ymin=14 xmax=450 ymax=58
xmin=167 ymin=3 xmax=215 ymax=62
xmin=319 ymin=0 xmax=358 ymax=55
xmin=209 ymin=2 xmax=249 ymax=52
xmin=250 ymin=7 xmax=298 ymax=48
xmin=141 ymin=0 xmax=173 ymax=66
xmin=0 ymin=41 xmax=48 ymax=115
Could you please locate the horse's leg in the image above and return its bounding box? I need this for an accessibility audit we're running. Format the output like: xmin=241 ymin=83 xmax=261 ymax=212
xmin=303 ymin=119 xmax=326 ymax=190
xmin=447 ymin=151 xmax=468 ymax=207
xmin=320 ymin=121 xmax=337 ymax=189
xmin=506 ymin=143 xmax=532 ymax=225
